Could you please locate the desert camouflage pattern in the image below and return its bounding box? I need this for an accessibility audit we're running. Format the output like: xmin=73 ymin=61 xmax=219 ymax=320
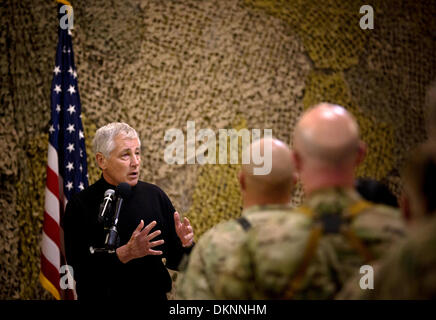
xmin=338 ymin=215 xmax=436 ymax=299
xmin=215 ymin=187 xmax=406 ymax=299
xmin=175 ymin=204 xmax=295 ymax=299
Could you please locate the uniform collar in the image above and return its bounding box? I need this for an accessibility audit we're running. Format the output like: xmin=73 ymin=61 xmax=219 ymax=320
xmin=305 ymin=186 xmax=362 ymax=201
xmin=242 ymin=203 xmax=294 ymax=217
xmin=302 ymin=187 xmax=364 ymax=216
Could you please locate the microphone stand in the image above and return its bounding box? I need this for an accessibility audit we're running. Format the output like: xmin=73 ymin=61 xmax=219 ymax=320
xmin=89 ymin=182 xmax=130 ymax=255
xmin=89 ymin=197 xmax=123 ymax=255
xmin=89 ymin=246 xmax=115 ymax=254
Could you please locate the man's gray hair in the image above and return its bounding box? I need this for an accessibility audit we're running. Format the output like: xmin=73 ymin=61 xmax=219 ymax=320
xmin=92 ymin=122 xmax=140 ymax=158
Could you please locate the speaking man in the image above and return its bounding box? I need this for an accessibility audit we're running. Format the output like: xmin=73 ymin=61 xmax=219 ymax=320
xmin=64 ymin=122 xmax=194 ymax=300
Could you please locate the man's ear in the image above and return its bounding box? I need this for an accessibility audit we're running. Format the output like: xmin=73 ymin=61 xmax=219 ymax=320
xmin=292 ymin=171 xmax=299 ymax=186
xmin=292 ymin=150 xmax=302 ymax=173
xmin=356 ymin=141 xmax=367 ymax=166
xmin=96 ymin=153 xmax=106 ymax=170
xmin=238 ymin=171 xmax=246 ymax=191
xmin=289 ymin=153 xmax=299 ymax=185
xmin=400 ymin=191 xmax=412 ymax=223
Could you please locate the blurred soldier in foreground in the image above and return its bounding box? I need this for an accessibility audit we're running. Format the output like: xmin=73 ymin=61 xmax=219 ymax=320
xmin=176 ymin=138 xmax=295 ymax=299
xmin=339 ymin=142 xmax=436 ymax=299
xmin=217 ymin=103 xmax=406 ymax=299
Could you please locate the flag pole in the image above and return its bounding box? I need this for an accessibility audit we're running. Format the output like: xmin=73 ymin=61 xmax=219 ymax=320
xmin=55 ymin=0 xmax=72 ymax=6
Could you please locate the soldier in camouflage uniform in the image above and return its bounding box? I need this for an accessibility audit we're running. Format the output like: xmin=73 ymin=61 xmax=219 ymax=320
xmin=338 ymin=141 xmax=436 ymax=299
xmin=216 ymin=103 xmax=406 ymax=299
xmin=176 ymin=138 xmax=296 ymax=299
xmin=362 ymin=216 xmax=436 ymax=299
xmin=337 ymin=216 xmax=436 ymax=299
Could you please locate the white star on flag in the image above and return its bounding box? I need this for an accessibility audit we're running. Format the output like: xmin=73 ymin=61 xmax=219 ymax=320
xmin=67 ymin=143 xmax=75 ymax=153
xmin=53 ymin=66 xmax=61 ymax=75
xmin=73 ymin=70 xmax=77 ymax=79
xmin=67 ymin=105 xmax=76 ymax=114
xmin=66 ymin=124 xmax=75 ymax=133
xmin=66 ymin=181 xmax=73 ymax=191
xmin=68 ymin=67 xmax=73 ymax=75
xmin=66 ymin=162 xmax=74 ymax=171
xmin=79 ymin=130 xmax=84 ymax=139
xmin=49 ymin=125 xmax=55 ymax=134
xmin=54 ymin=84 xmax=61 ymax=94
xmin=80 ymin=164 xmax=83 ymax=172
xmin=78 ymin=182 xmax=84 ymax=191
xmin=67 ymin=85 xmax=76 ymax=95
xmin=56 ymin=104 xmax=61 ymax=112
xmin=80 ymin=149 xmax=83 ymax=158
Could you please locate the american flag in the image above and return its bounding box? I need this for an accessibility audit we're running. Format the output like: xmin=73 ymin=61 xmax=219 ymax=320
xmin=40 ymin=8 xmax=88 ymax=300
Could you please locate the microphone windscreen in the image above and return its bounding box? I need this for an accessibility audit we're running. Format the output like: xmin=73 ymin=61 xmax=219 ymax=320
xmin=104 ymin=189 xmax=115 ymax=197
xmin=116 ymin=182 xmax=131 ymax=199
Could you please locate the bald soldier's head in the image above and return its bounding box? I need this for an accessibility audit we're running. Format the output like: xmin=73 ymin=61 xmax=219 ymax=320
xmin=239 ymin=138 xmax=295 ymax=209
xmin=293 ymin=103 xmax=366 ymax=194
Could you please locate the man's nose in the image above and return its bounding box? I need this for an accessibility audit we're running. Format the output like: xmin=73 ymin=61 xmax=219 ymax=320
xmin=131 ymin=155 xmax=140 ymax=166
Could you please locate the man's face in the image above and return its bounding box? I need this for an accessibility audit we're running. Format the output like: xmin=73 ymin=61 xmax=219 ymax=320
xmin=99 ymin=134 xmax=141 ymax=186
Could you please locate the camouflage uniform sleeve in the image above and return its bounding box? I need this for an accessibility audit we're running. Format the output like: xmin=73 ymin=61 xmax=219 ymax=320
xmin=363 ymin=217 xmax=436 ymax=299
xmin=247 ymin=214 xmax=312 ymax=299
xmin=217 ymin=213 xmax=311 ymax=299
xmin=176 ymin=230 xmax=217 ymax=299
xmin=215 ymin=237 xmax=254 ymax=299
xmin=335 ymin=262 xmax=383 ymax=300
xmin=352 ymin=205 xmax=407 ymax=259
xmin=338 ymin=240 xmax=414 ymax=300
xmin=176 ymin=221 xmax=246 ymax=299
xmin=336 ymin=206 xmax=407 ymax=299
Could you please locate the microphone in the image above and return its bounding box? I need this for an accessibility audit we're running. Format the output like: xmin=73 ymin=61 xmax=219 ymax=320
xmin=105 ymin=183 xmax=131 ymax=249
xmin=98 ymin=189 xmax=115 ymax=223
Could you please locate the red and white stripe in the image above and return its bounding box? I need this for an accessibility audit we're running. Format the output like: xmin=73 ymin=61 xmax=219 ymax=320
xmin=40 ymin=143 xmax=65 ymax=300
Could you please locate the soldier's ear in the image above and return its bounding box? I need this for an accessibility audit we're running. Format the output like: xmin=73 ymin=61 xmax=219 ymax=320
xmin=292 ymin=171 xmax=299 ymax=185
xmin=356 ymin=141 xmax=367 ymax=166
xmin=400 ymin=191 xmax=412 ymax=223
xmin=96 ymin=152 xmax=106 ymax=170
xmin=238 ymin=171 xmax=246 ymax=191
xmin=291 ymin=150 xmax=302 ymax=172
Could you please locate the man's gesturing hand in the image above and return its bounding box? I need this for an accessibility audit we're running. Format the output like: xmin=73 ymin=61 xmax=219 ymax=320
xmin=116 ymin=220 xmax=164 ymax=264
xmin=174 ymin=212 xmax=194 ymax=248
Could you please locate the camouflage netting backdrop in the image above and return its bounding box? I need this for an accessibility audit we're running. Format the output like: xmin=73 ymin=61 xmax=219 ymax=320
xmin=0 ymin=0 xmax=435 ymax=299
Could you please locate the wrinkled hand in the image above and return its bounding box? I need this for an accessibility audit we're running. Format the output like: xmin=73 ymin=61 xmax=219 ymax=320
xmin=118 ymin=220 xmax=164 ymax=263
xmin=174 ymin=212 xmax=194 ymax=248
